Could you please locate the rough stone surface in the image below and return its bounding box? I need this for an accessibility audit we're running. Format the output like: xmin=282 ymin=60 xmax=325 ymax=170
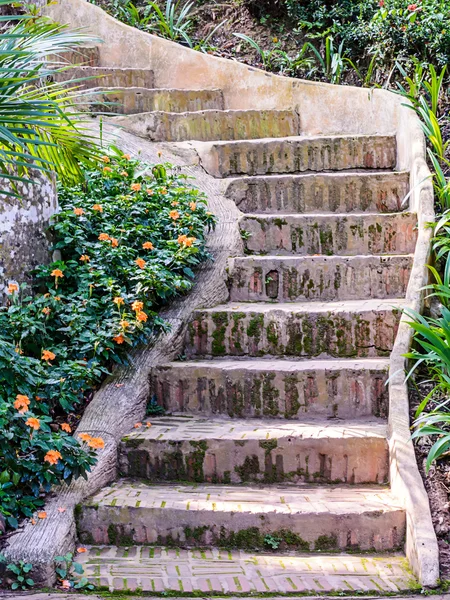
xmin=78 ymin=480 xmax=406 ymax=551
xmin=185 ymin=299 xmax=406 ymax=359
xmin=228 ymin=255 xmax=413 ymax=302
xmin=49 ymin=45 xmax=100 ymax=67
xmin=0 ymin=171 xmax=57 ymax=299
xmin=119 ymin=415 xmax=389 ymax=484
xmin=83 ymin=87 xmax=224 ymax=114
xmin=240 ymin=212 xmax=417 ymax=256
xmin=114 ymin=109 xmax=300 ymax=142
xmin=73 ymin=546 xmax=418 ymax=594
xmin=54 ymin=66 xmax=154 ymax=89
xmin=151 ymin=358 xmax=390 ymax=419
xmin=196 ymin=135 xmax=397 ymax=178
xmin=225 ymin=171 xmax=410 ymax=214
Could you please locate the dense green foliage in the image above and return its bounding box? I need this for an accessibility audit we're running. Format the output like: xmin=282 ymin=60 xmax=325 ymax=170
xmin=0 ymin=149 xmax=215 ymax=528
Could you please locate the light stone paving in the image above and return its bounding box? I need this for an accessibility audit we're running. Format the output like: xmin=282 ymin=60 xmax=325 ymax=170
xmin=76 ymin=546 xmax=418 ymax=593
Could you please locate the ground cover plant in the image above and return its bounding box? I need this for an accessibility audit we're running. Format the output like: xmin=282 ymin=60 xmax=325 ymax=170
xmin=0 ymin=148 xmax=215 ymax=530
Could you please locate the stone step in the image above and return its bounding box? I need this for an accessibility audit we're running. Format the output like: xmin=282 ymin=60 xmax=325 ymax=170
xmin=77 ymin=480 xmax=405 ymax=552
xmin=197 ymin=134 xmax=397 ymax=178
xmin=151 ymin=357 xmax=389 ymax=419
xmin=240 ymin=212 xmax=417 ymax=256
xmin=49 ymin=45 xmax=100 ymax=67
xmin=228 ymin=254 xmax=413 ymax=302
xmin=225 ymin=170 xmax=410 ymax=214
xmin=119 ymin=416 xmax=388 ymax=485
xmin=81 ymin=87 xmax=224 ymax=114
xmin=185 ymin=299 xmax=406 ymax=359
xmin=53 ymin=66 xmax=154 ymax=89
xmin=112 ymin=109 xmax=299 ymax=142
xmin=76 ymin=546 xmax=417 ymax=594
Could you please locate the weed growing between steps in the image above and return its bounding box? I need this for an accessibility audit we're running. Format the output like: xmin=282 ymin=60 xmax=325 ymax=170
xmin=0 ymin=148 xmax=215 ymax=532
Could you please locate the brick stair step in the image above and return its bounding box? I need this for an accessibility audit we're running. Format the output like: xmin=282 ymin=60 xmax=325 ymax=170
xmin=196 ymin=134 xmax=396 ymax=178
xmin=240 ymin=212 xmax=417 ymax=256
xmin=76 ymin=546 xmax=417 ymax=594
xmin=119 ymin=415 xmax=388 ymax=485
xmin=225 ymin=170 xmax=410 ymax=213
xmin=229 ymin=254 xmax=413 ymax=302
xmin=185 ymin=299 xmax=406 ymax=359
xmin=77 ymin=480 xmax=405 ymax=552
xmin=53 ymin=66 xmax=154 ymax=89
xmin=81 ymin=87 xmax=224 ymax=114
xmin=112 ymin=109 xmax=299 ymax=142
xmin=151 ymin=357 xmax=389 ymax=419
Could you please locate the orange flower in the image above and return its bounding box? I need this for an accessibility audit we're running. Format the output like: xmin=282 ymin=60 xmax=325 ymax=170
xmin=38 ymin=511 xmax=47 ymax=519
xmin=55 ymin=296 xmax=61 ymax=301
xmin=161 ymin=187 xmax=168 ymax=195
xmin=146 ymin=189 xmax=154 ymax=196
xmin=87 ymin=436 xmax=105 ymax=449
xmin=113 ymin=334 xmax=125 ymax=344
xmin=113 ymin=296 xmax=124 ymax=306
xmin=146 ymin=422 xmax=152 ymax=428
xmin=25 ymin=417 xmax=40 ymax=431
xmin=103 ymin=166 xmax=112 ymax=173
xmin=120 ymin=171 xmax=128 ymax=177
xmin=135 ymin=258 xmax=146 ymax=269
xmin=171 ymin=201 xmax=179 ymax=207
xmin=15 ymin=346 xmax=23 ymax=355
xmin=142 ymin=241 xmax=154 ymax=250
xmin=189 ymin=202 xmax=196 ymax=211
xmin=131 ymin=183 xmax=141 ymax=192
xmin=101 ymin=156 xmax=110 ymax=163
xmin=120 ymin=320 xmax=130 ymax=329
xmin=79 ymin=432 xmax=92 ymax=442
xmin=61 ymin=423 xmax=72 ymax=433
xmin=77 ymin=547 xmax=87 ymax=553
xmin=42 ymin=349 xmax=56 ymax=362
xmin=111 ymin=237 xmax=119 ymax=247
xmin=51 ymin=269 xmax=63 ymax=278
xmin=42 ymin=307 xmax=51 ymax=315
xmin=169 ymin=210 xmax=179 ymax=220
xmin=14 ymin=394 xmax=30 ymax=414
xmin=73 ymin=207 xmax=84 ymax=216
xmin=80 ymin=254 xmax=90 ymax=262
xmin=134 ymin=422 xmax=142 ymax=428
xmin=136 ymin=310 xmax=148 ymax=322
xmin=93 ymin=204 xmax=103 ymax=212
xmin=122 ymin=154 xmax=131 ymax=160
xmin=61 ymin=580 xmax=71 ymax=590
xmin=44 ymin=449 xmax=62 ymax=465
xmin=98 ymin=233 xmax=110 ymax=241
xmin=177 ymin=234 xmax=187 ymax=245
xmin=31 ymin=518 xmax=36 ymax=525
xmin=7 ymin=282 xmax=18 ymax=294
xmin=184 ymin=237 xmax=196 ymax=247
xmin=131 ymin=300 xmax=143 ymax=312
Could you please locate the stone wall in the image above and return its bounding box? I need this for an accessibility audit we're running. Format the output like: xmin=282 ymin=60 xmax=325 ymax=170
xmin=0 ymin=173 xmax=57 ymax=300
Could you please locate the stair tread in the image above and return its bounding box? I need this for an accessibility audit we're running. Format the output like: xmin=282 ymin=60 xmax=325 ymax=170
xmin=232 ymin=253 xmax=414 ymax=261
xmin=76 ymin=545 xmax=416 ymax=594
xmin=227 ymin=169 xmax=408 ymax=178
xmin=196 ymin=298 xmax=408 ymax=314
xmin=242 ymin=210 xmax=414 ymax=218
xmin=202 ymin=132 xmax=396 ymax=144
xmin=159 ymin=356 xmax=390 ymax=368
xmin=124 ymin=414 xmax=387 ymax=442
xmin=88 ymin=479 xmax=402 ymax=515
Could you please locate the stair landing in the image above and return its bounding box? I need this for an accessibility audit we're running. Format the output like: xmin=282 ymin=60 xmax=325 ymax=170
xmin=77 ymin=546 xmax=417 ymax=594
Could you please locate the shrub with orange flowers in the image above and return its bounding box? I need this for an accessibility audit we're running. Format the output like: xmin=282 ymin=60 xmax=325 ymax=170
xmin=0 ymin=147 xmax=215 ymax=531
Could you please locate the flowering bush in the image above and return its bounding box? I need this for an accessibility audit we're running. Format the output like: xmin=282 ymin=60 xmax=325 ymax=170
xmin=0 ymin=148 xmax=215 ymax=529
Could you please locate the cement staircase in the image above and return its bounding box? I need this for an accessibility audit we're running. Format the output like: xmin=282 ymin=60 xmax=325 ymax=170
xmin=66 ymin=48 xmax=418 ymax=594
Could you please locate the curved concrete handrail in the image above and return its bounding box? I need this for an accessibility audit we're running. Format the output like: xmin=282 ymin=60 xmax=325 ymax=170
xmin=5 ymin=0 xmax=439 ymax=587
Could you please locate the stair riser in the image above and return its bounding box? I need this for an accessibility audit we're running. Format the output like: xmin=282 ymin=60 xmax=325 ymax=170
xmin=186 ymin=307 xmax=401 ymax=359
xmin=229 ymin=256 xmax=412 ymax=302
xmin=225 ymin=172 xmax=410 ymax=214
xmin=241 ymin=213 xmax=417 ymax=256
xmin=50 ymin=46 xmax=100 ymax=67
xmin=54 ymin=67 xmax=154 ymax=89
xmin=114 ymin=110 xmax=299 ymax=142
xmin=151 ymin=363 xmax=389 ymax=419
xmin=119 ymin=437 xmax=388 ymax=485
xmin=77 ymin=506 xmax=405 ymax=552
xmin=82 ymin=88 xmax=224 ymax=114
xmin=200 ymin=136 xmax=396 ymax=178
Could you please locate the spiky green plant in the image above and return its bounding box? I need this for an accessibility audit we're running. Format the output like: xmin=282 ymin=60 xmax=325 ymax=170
xmin=0 ymin=1 xmax=100 ymax=195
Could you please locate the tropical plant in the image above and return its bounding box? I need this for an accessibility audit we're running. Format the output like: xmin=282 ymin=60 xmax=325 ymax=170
xmin=0 ymin=0 xmax=101 ymax=195
xmin=0 ymin=556 xmax=35 ymax=590
xmin=55 ymin=551 xmax=93 ymax=590
xmin=146 ymin=0 xmax=194 ymax=44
